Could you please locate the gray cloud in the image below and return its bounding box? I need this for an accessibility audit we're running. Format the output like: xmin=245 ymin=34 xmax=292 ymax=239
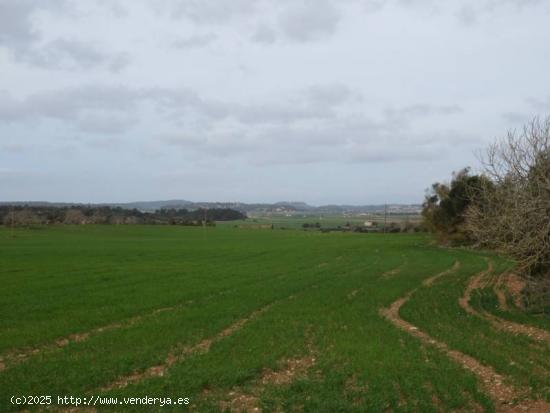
xmin=151 ymin=0 xmax=347 ymax=44
xmin=501 ymin=97 xmax=550 ymax=126
xmin=0 ymin=86 xmax=205 ymax=136
xmin=155 ymin=0 xmax=258 ymax=24
xmin=403 ymin=0 xmax=550 ymax=26
xmin=76 ymin=113 xmax=136 ymax=135
xmin=160 ymin=97 xmax=474 ymax=166
xmin=227 ymin=84 xmax=360 ymax=125
xmin=229 ymin=88 xmax=347 ymax=125
xmin=251 ymin=25 xmax=277 ymax=44
xmin=0 ymin=167 xmax=41 ymax=184
xmin=0 ymin=80 xmax=472 ymax=167
xmin=0 ymin=91 xmax=20 ymax=121
xmin=304 ymin=84 xmax=357 ymax=107
xmin=527 ymin=96 xmax=550 ymax=112
xmin=172 ymin=34 xmax=218 ymax=50
xmin=502 ymin=112 xmax=529 ymax=124
xmin=0 ymin=0 xmax=58 ymax=49
xmin=0 ymin=83 xmax=363 ymax=133
xmin=22 ymin=38 xmax=131 ymax=72
xmin=145 ymin=0 xmax=550 ymax=52
xmin=1 ymin=0 xmax=549 ymax=203
xmin=455 ymin=5 xmax=478 ymax=26
xmin=96 ymin=0 xmax=129 ymax=18
xmin=5 ymin=0 xmax=545 ymax=74
xmin=0 ymin=0 xmax=129 ymax=71
xmin=278 ymin=0 xmax=341 ymax=42
xmin=385 ymin=104 xmax=463 ymax=123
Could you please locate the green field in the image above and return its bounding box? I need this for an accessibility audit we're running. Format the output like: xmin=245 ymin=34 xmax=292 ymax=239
xmin=0 ymin=226 xmax=548 ymax=412
xmin=219 ymin=214 xmax=420 ymax=230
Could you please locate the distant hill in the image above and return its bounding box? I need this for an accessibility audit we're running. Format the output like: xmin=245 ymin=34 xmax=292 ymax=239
xmin=0 ymin=200 xmax=193 ymax=210
xmin=108 ymin=200 xmax=194 ymax=210
xmin=0 ymin=200 xmax=421 ymax=215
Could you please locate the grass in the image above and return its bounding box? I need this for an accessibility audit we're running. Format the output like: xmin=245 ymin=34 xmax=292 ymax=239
xmin=217 ymin=214 xmax=420 ymax=230
xmin=473 ymin=290 xmax=550 ymax=331
xmin=0 ymin=225 xmax=548 ymax=412
xmin=469 ymin=257 xmax=550 ymax=332
xmin=400 ymin=253 xmax=550 ymax=400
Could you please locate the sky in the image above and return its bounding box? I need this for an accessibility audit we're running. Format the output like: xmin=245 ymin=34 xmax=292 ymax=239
xmin=1 ymin=0 xmax=549 ymax=205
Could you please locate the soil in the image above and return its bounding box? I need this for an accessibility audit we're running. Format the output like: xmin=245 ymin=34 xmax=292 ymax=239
xmin=0 ymin=289 xmax=234 ymax=372
xmin=503 ymin=274 xmax=526 ymax=309
xmin=382 ymin=266 xmax=402 ymax=278
xmin=380 ymin=262 xmax=550 ymax=413
xmin=219 ymin=355 xmax=316 ymax=413
xmin=460 ymin=265 xmax=550 ymax=344
xmin=347 ymin=289 xmax=359 ymax=299
xmin=422 ymin=261 xmax=461 ymax=287
xmin=100 ymin=305 xmax=272 ymax=392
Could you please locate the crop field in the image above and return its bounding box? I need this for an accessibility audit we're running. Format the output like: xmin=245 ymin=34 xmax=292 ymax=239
xmin=1 ymin=226 xmax=549 ymax=412
xmin=218 ymin=214 xmax=421 ymax=230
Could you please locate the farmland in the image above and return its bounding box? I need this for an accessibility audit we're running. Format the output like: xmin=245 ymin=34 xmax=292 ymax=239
xmin=218 ymin=213 xmax=421 ymax=230
xmin=0 ymin=226 xmax=549 ymax=412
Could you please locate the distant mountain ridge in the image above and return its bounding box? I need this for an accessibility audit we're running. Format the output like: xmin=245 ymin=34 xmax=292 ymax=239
xmin=0 ymin=200 xmax=421 ymax=215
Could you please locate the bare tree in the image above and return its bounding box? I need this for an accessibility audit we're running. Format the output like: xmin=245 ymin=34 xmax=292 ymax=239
xmin=3 ymin=209 xmax=41 ymax=227
xmin=63 ymin=209 xmax=87 ymax=225
xmin=466 ymin=116 xmax=550 ymax=278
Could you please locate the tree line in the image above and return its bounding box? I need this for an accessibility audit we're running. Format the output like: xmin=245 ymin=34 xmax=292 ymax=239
xmin=0 ymin=206 xmax=246 ymax=227
xmin=422 ymin=116 xmax=550 ymax=284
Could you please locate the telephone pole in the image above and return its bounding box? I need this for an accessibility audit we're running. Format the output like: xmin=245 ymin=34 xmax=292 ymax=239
xmin=383 ymin=204 xmax=387 ymax=234
xmin=9 ymin=204 xmax=16 ymax=238
xmin=202 ymin=208 xmax=207 ymax=241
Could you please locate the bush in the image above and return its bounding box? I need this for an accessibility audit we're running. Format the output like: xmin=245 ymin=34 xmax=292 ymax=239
xmin=421 ymin=168 xmax=488 ymax=244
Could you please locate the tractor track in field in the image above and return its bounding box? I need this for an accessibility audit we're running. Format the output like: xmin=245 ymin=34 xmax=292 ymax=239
xmin=382 ymin=266 xmax=402 ymax=278
xmin=195 ymin=328 xmax=318 ymax=413
xmin=499 ymin=273 xmax=526 ymax=310
xmin=491 ymin=272 xmax=524 ymax=312
xmin=460 ymin=262 xmax=550 ymax=344
xmin=380 ymin=261 xmax=550 ymax=413
xmin=0 ymin=288 xmax=236 ymax=372
xmin=98 ymin=303 xmax=273 ymax=392
xmin=422 ymin=261 xmax=460 ymax=287
xmin=382 ymin=256 xmax=410 ymax=278
xmin=216 ymin=350 xmax=317 ymax=412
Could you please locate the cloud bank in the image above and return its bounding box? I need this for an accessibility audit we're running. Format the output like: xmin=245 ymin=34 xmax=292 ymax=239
xmin=1 ymin=0 xmax=549 ymax=203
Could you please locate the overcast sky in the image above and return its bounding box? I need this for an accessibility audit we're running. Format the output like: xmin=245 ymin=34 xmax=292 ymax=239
xmin=1 ymin=0 xmax=549 ymax=205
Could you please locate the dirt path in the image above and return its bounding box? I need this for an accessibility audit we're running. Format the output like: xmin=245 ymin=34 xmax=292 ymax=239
xmin=460 ymin=263 xmax=550 ymax=344
xmin=382 ymin=266 xmax=402 ymax=278
xmin=211 ymin=329 xmax=317 ymax=413
xmin=422 ymin=261 xmax=460 ymax=287
xmin=0 ymin=304 xmax=186 ymax=373
xmin=504 ymin=274 xmax=526 ymax=309
xmin=458 ymin=260 xmax=493 ymax=316
xmin=0 ymin=288 xmax=235 ymax=372
xmin=494 ymin=283 xmax=509 ymax=311
xmin=99 ymin=304 xmax=272 ymax=392
xmin=380 ymin=262 xmax=550 ymax=413
xmin=216 ymin=354 xmax=316 ymax=413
